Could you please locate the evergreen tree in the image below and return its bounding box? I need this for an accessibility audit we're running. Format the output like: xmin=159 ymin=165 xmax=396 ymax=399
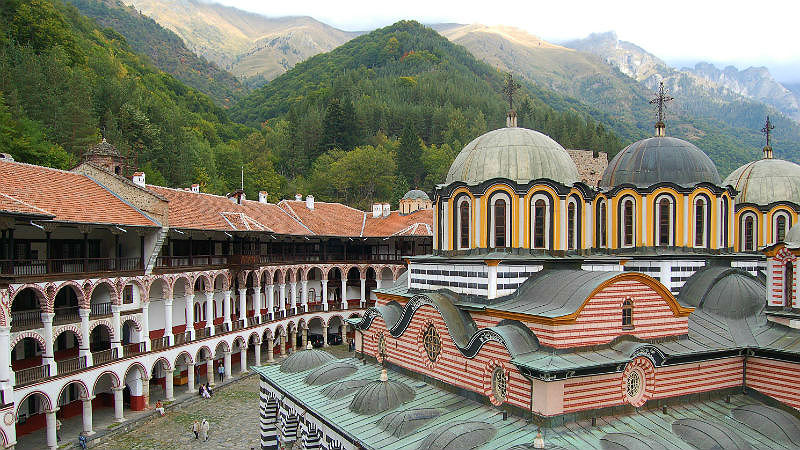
xmin=397 ymin=123 xmax=424 ymax=187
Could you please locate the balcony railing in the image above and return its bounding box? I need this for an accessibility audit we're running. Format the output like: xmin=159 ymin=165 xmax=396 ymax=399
xmin=155 ymin=255 xmax=228 ymax=268
xmin=56 ymin=355 xmax=86 ymax=375
xmin=15 ymin=364 xmax=50 ymax=386
xmin=214 ymin=323 xmax=229 ymax=335
xmin=53 ymin=306 xmax=80 ymax=325
xmin=11 ymin=309 xmax=42 ymax=330
xmin=195 ymin=327 xmax=211 ymax=339
xmin=0 ymin=257 xmax=142 ymax=276
xmin=151 ymin=336 xmax=170 ymax=351
xmin=123 ymin=343 xmax=143 ymax=357
xmin=247 ymin=316 xmax=260 ymax=328
xmin=174 ymin=331 xmax=190 ymax=346
xmin=92 ymin=347 xmax=118 ymax=364
xmin=231 ymin=319 xmax=245 ymax=331
xmin=90 ymin=302 xmax=112 ymax=317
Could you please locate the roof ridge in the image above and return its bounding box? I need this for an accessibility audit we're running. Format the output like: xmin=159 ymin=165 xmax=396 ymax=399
xmin=0 ymin=192 xmax=53 ymax=215
xmin=360 ymin=212 xmax=366 ymax=237
xmin=84 ymin=174 xmax=161 ymax=227
xmin=0 ymin=158 xmax=87 ymax=177
xmin=275 ymin=201 xmax=315 ymax=234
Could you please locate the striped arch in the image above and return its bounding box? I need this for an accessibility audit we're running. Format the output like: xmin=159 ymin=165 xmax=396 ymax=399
xmin=54 ymin=324 xmax=84 ymax=347
xmin=148 ymin=276 xmax=172 ymax=302
xmin=11 ymin=330 xmax=46 ymax=351
xmin=297 ymin=318 xmax=307 ymax=330
xmin=9 ymin=283 xmax=48 ymax=311
xmin=260 ymin=268 xmax=274 ymax=286
xmin=121 ymin=316 xmax=142 ymax=333
xmin=51 ymin=280 xmax=86 ymax=310
xmin=214 ymin=339 xmax=230 ymax=355
xmin=57 ymin=379 xmax=90 ymax=402
xmin=248 ymin=331 xmax=261 ymax=345
xmin=16 ymin=390 xmax=52 ymax=417
xmin=89 ymin=320 xmax=115 ymax=341
xmin=194 ymin=273 xmax=213 ymax=293
xmin=622 ymin=356 xmax=656 ymax=407
xmin=151 ymin=356 xmax=172 ymax=374
xmin=174 ymin=350 xmax=194 ymax=367
xmin=392 ymin=266 xmax=406 ymax=281
xmin=124 ymin=361 xmax=148 ymax=383
xmin=88 ymin=279 xmax=119 ymax=308
xmin=307 ymin=315 xmax=326 ymax=328
xmin=482 ymin=358 xmax=512 ymax=406
xmin=232 ymin=336 xmax=246 ymax=350
xmin=196 ymin=345 xmax=213 ymax=362
xmin=273 ymin=325 xmax=285 ymax=339
xmin=92 ymin=370 xmax=121 ymax=394
xmin=171 ymin=275 xmax=194 ymax=296
xmin=215 ymin=272 xmax=231 ymax=291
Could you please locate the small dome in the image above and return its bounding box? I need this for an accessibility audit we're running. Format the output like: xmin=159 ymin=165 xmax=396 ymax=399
xmin=723 ymin=158 xmax=800 ymax=206
xmin=416 ymin=421 xmax=497 ymax=450
xmin=85 ymin=138 xmax=121 ymax=157
xmin=731 ymin=404 xmax=800 ymax=444
xmin=304 ymin=360 xmax=357 ymax=385
xmin=672 ymin=419 xmax=752 ymax=450
xmin=445 ymin=127 xmax=579 ymax=186
xmin=786 ymin=223 xmax=800 ymax=245
xmin=279 ymin=347 xmax=336 ymax=373
xmin=679 ymin=267 xmax=764 ymax=319
xmin=600 ymin=137 xmax=721 ymax=188
xmin=321 ymin=379 xmax=370 ymax=399
xmin=348 ymin=370 xmax=415 ymax=415
xmin=402 ymin=189 xmax=430 ymax=200
xmin=377 ymin=408 xmax=441 ymax=437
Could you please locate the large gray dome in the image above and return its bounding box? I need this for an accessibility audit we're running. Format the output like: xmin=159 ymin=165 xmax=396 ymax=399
xmin=279 ymin=347 xmax=336 ymax=373
xmin=723 ymin=158 xmax=800 ymax=206
xmin=445 ymin=127 xmax=579 ymax=186
xmin=600 ymin=137 xmax=721 ymax=188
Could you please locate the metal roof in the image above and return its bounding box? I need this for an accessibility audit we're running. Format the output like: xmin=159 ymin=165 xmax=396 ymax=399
xmin=723 ymin=158 xmax=800 ymax=206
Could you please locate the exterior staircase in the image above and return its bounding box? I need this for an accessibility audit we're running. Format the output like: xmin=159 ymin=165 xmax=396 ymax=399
xmin=145 ymin=227 xmax=169 ymax=275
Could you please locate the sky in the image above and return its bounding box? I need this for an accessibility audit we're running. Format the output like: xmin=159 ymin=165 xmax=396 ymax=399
xmin=208 ymin=0 xmax=800 ymax=83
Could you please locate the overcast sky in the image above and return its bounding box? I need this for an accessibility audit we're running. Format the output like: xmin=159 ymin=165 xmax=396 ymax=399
xmin=210 ymin=0 xmax=800 ymax=83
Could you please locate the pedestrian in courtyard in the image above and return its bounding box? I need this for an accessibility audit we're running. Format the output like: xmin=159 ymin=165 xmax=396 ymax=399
xmin=200 ymin=418 xmax=210 ymax=442
xmin=218 ymin=362 xmax=224 ymax=382
xmin=78 ymin=431 xmax=87 ymax=449
xmin=155 ymin=400 xmax=165 ymax=416
xmin=191 ymin=420 xmax=199 ymax=439
xmin=55 ymin=417 xmax=62 ymax=442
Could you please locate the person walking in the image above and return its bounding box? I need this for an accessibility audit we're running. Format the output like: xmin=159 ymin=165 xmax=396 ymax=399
xmin=191 ymin=420 xmax=199 ymax=439
xmin=55 ymin=417 xmax=62 ymax=442
xmin=217 ymin=362 xmax=224 ymax=382
xmin=200 ymin=418 xmax=210 ymax=442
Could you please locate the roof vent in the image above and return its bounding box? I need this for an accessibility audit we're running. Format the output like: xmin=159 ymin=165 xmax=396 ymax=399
xmin=306 ymin=195 xmax=315 ymax=210
xmin=132 ymin=172 xmax=145 ymax=188
xmin=382 ymin=203 xmax=390 ymax=218
xmin=0 ymin=153 xmax=14 ymax=162
xmin=372 ymin=203 xmax=382 ymax=218
xmin=227 ymin=189 xmax=246 ymax=205
xmin=191 ymin=184 xmax=200 ymax=193
xmin=258 ymin=191 xmax=268 ymax=203
xmin=295 ymin=193 xmax=302 ymax=201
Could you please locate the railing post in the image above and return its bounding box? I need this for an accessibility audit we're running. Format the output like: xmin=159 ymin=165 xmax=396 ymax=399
xmin=41 ymin=312 xmax=56 ymax=376
xmin=78 ymin=308 xmax=93 ymax=366
xmin=204 ymin=291 xmax=214 ymax=336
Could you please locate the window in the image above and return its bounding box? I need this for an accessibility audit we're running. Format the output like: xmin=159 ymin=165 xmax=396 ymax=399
xmin=786 ymin=262 xmax=794 ymax=306
xmin=622 ymin=298 xmax=633 ymax=329
xmin=491 ymin=366 xmax=507 ymax=403
xmin=493 ymin=198 xmax=508 ymax=248
xmin=458 ymin=201 xmax=470 ymax=249
xmin=598 ymin=200 xmax=607 ymax=248
xmin=533 ymin=199 xmax=546 ymax=248
xmin=626 ymin=369 xmax=642 ymax=400
xmin=776 ymin=214 xmax=788 ymax=243
xmin=657 ymin=198 xmax=671 ymax=246
xmin=567 ymin=202 xmax=576 ymax=250
xmin=695 ymin=199 xmax=707 ymax=247
xmin=744 ymin=216 xmax=755 ymax=251
xmin=377 ymin=332 xmax=386 ymax=357
xmin=422 ymin=324 xmax=441 ymax=362
xmin=622 ymin=199 xmax=635 ymax=247
xmin=722 ymin=198 xmax=729 ymax=247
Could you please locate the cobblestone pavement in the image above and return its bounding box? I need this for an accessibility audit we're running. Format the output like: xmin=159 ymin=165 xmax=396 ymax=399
xmin=94 ymin=375 xmax=261 ymax=450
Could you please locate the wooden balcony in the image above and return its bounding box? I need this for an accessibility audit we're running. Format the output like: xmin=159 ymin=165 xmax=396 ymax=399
xmin=15 ymin=364 xmax=50 ymax=386
xmin=0 ymin=257 xmax=142 ymax=278
xmin=56 ymin=356 xmax=87 ymax=375
xmin=92 ymin=348 xmax=118 ymax=364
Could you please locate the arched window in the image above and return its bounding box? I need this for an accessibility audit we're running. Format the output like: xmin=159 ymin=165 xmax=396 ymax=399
xmin=785 ymin=261 xmax=794 ymax=306
xmin=598 ymin=200 xmax=607 ymax=248
xmin=775 ymin=213 xmax=789 ymax=243
xmin=657 ymin=197 xmax=672 ymax=246
xmin=533 ymin=199 xmax=547 ymax=249
xmin=567 ymin=202 xmax=576 ymax=250
xmin=622 ymin=198 xmax=635 ymax=247
xmin=622 ymin=298 xmax=633 ymax=330
xmin=458 ymin=200 xmax=470 ymax=250
xmin=722 ymin=197 xmax=729 ymax=247
xmin=694 ymin=198 xmax=707 ymax=248
xmin=490 ymin=195 xmax=511 ymax=248
xmin=743 ymin=215 xmax=755 ymax=251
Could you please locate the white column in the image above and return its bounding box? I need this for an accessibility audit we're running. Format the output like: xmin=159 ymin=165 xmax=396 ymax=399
xmin=186 ymin=363 xmax=195 ymax=393
xmin=321 ymin=280 xmax=328 ymax=311
xmin=253 ymin=289 xmax=262 ymax=318
xmin=141 ymin=302 xmax=151 ymax=351
xmin=239 ymin=347 xmax=247 ymax=374
xmin=487 ymin=263 xmax=498 ymax=299
xmin=267 ymin=284 xmax=274 ymax=318
xmin=301 ymin=328 xmax=308 ymax=348
xmin=290 ymin=282 xmax=297 ymax=313
xmin=41 ymin=312 xmax=55 ymax=374
xmin=111 ymin=306 xmax=122 ymax=353
xmin=559 ymin=197 xmax=567 ymax=250
xmin=165 ymin=367 xmax=174 ymax=401
xmin=279 ymin=284 xmax=286 ymax=311
xmin=206 ymin=359 xmax=215 ymax=387
xmin=360 ymin=277 xmax=366 ymax=308
xmin=163 ymin=296 xmax=174 ymax=344
xmin=45 ymin=408 xmax=58 ymax=450
xmin=204 ymin=292 xmax=214 ymax=335
xmin=78 ymin=308 xmax=92 ymax=366
xmin=223 ymin=290 xmax=232 ymax=327
xmin=267 ymin=337 xmax=274 ymax=362
xmin=279 ymin=334 xmax=286 ymax=356
xmin=238 ymin=288 xmax=247 ymax=322
xmin=254 ymin=342 xmax=262 ymax=366
xmin=223 ymin=351 xmax=232 ymax=380
xmin=184 ymin=294 xmax=194 ymax=340
xmin=301 ymin=281 xmax=308 ymax=312
xmin=82 ymin=396 xmax=95 ymax=435
xmin=322 ymin=325 xmax=329 ymax=348
xmin=341 ymin=279 xmax=347 ymax=309
xmin=113 ymin=387 xmax=124 ymax=422
xmin=0 ymin=326 xmax=9 ymax=383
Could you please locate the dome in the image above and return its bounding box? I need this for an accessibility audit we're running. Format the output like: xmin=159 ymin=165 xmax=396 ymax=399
xmin=348 ymin=369 xmax=415 ymax=415
xmin=600 ymin=137 xmax=721 ymax=188
xmin=723 ymin=158 xmax=800 ymax=206
xmin=786 ymin=223 xmax=800 ymax=245
xmin=416 ymin=421 xmax=497 ymax=450
xmin=678 ymin=267 xmax=764 ymax=319
xmin=402 ymin=189 xmax=430 ymax=200
xmin=85 ymin=138 xmax=121 ymax=157
xmin=444 ymin=127 xmax=579 ymax=186
xmin=279 ymin=346 xmax=336 ymax=373
xmin=304 ymin=360 xmax=357 ymax=385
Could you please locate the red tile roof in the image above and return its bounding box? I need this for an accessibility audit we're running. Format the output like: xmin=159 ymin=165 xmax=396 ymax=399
xmin=0 ymin=192 xmax=53 ymax=217
xmin=0 ymin=160 xmax=157 ymax=226
xmin=278 ymin=200 xmax=366 ymax=236
xmin=362 ymin=210 xmax=434 ymax=237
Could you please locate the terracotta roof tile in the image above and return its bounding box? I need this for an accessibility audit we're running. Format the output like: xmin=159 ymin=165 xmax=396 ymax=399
xmin=362 ymin=210 xmax=434 ymax=237
xmin=0 ymin=160 xmax=156 ymax=226
xmin=0 ymin=192 xmax=53 ymax=217
xmin=277 ymin=200 xmax=366 ymax=236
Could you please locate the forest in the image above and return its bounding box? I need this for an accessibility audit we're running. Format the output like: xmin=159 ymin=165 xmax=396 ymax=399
xmin=1 ymin=1 xmax=623 ymax=209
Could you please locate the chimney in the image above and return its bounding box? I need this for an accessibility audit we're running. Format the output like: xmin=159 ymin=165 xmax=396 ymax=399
xmin=258 ymin=191 xmax=268 ymax=203
xmin=382 ymin=203 xmax=390 ymax=218
xmin=132 ymin=171 xmax=145 ymax=188
xmin=372 ymin=203 xmax=382 ymax=218
xmin=295 ymin=193 xmax=302 ymax=201
xmin=191 ymin=184 xmax=200 ymax=193
xmin=306 ymin=195 xmax=315 ymax=210
xmin=506 ymin=110 xmax=517 ymax=128
xmin=227 ymin=189 xmax=246 ymax=205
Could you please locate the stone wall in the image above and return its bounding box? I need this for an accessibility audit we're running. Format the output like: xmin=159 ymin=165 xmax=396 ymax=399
xmin=567 ymin=149 xmax=608 ymax=187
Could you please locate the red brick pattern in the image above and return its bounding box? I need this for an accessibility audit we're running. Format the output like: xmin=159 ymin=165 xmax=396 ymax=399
xmin=746 ymin=357 xmax=800 ymax=409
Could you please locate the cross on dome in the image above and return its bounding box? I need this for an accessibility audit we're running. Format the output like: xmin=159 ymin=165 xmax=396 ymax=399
xmin=761 ymin=115 xmax=775 ymax=159
xmin=649 ymin=81 xmax=674 ymax=137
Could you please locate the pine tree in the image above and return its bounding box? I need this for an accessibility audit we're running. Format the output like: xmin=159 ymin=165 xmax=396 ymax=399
xmin=397 ymin=124 xmax=424 ymax=187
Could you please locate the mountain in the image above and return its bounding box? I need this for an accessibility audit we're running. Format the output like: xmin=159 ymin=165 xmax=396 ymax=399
xmin=563 ymin=31 xmax=670 ymax=85
xmin=686 ymin=62 xmax=800 ymax=121
xmin=123 ymin=0 xmax=357 ymax=86
xmin=64 ymin=0 xmax=247 ymax=106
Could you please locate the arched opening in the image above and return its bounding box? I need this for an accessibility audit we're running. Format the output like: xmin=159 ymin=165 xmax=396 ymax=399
xmin=121 ymin=319 xmax=143 ymax=356
xmin=327 ymin=268 xmax=342 ymax=305
xmin=53 ymin=285 xmax=80 ymax=324
xmin=89 ymin=325 xmax=111 ymax=353
xmin=346 ymin=267 xmax=361 ymax=309
xmin=621 ymin=198 xmax=635 ymax=248
xmin=53 ymin=329 xmax=81 ymax=374
xmin=173 ymin=352 xmax=194 ymax=396
xmin=231 ymin=338 xmax=247 ymax=375
xmin=379 ymin=267 xmax=394 ymax=293
xmin=743 ymin=215 xmax=756 ymax=251
xmin=148 ymin=359 xmax=170 ymax=405
xmin=567 ymin=201 xmax=577 ymax=250
xmin=195 ymin=347 xmax=213 ymax=388
xmin=15 ymin=391 xmax=51 ymax=440
xmin=92 ymin=371 xmax=120 ymax=424
xmin=597 ymin=200 xmax=607 ymax=248
xmin=785 ymin=261 xmax=794 ymax=306
xmin=213 ymin=342 xmax=230 ymax=383
xmin=307 ymin=317 xmax=325 ymax=348
xmin=775 ymin=213 xmax=790 ymax=243
xmin=306 ymin=267 xmax=324 ymax=310
xmin=491 ymin=197 xmax=509 ymax=248
xmin=11 ymin=287 xmax=44 ymax=330
xmin=365 ymin=267 xmax=377 ymax=302
xmin=89 ymin=282 xmax=114 ymax=318
xmin=532 ymin=198 xmax=547 ymax=249
xmin=456 ymin=198 xmax=471 ymax=250
xmin=622 ymin=298 xmax=634 ymax=330
xmin=656 ymin=196 xmax=673 ymax=246
xmin=328 ymin=316 xmax=345 ymax=347
xmin=722 ymin=197 xmax=730 ymax=247
xmin=694 ymin=197 xmax=708 ymax=248
xmin=12 ymin=336 xmax=44 ymax=381
xmin=123 ymin=364 xmax=147 ymax=412
xmin=55 ymin=380 xmax=90 ymax=439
